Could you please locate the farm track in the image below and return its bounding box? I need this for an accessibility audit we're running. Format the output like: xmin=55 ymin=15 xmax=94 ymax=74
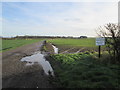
xmin=2 ymin=41 xmax=53 ymax=88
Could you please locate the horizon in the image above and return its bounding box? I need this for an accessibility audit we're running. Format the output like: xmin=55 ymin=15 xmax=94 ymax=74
xmin=1 ymin=1 xmax=118 ymax=37
xmin=1 ymin=35 xmax=96 ymax=38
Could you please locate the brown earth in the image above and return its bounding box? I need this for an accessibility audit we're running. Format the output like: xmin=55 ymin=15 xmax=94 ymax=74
xmin=54 ymin=45 xmax=96 ymax=54
xmin=2 ymin=41 xmax=54 ymax=88
xmin=44 ymin=43 xmax=54 ymax=54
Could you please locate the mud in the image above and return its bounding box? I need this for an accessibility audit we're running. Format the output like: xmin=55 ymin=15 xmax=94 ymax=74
xmin=20 ymin=51 xmax=54 ymax=76
xmin=2 ymin=41 xmax=54 ymax=88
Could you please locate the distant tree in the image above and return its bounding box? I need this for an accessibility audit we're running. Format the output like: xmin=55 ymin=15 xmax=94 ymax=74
xmin=79 ymin=36 xmax=87 ymax=38
xmin=97 ymin=23 xmax=120 ymax=63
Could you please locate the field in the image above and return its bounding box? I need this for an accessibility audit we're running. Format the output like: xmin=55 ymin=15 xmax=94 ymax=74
xmin=48 ymin=38 xmax=96 ymax=47
xmin=2 ymin=38 xmax=119 ymax=88
xmin=1 ymin=39 xmax=44 ymax=52
xmin=1 ymin=38 xmax=100 ymax=52
xmin=45 ymin=38 xmax=119 ymax=88
xmin=47 ymin=38 xmax=106 ymax=53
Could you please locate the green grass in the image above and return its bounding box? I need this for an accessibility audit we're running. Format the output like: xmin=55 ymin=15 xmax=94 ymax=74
xmin=1 ymin=39 xmax=44 ymax=52
xmin=47 ymin=38 xmax=96 ymax=47
xmin=49 ymin=53 xmax=120 ymax=88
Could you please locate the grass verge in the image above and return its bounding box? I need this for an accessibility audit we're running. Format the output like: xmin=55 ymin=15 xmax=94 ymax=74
xmin=46 ymin=52 xmax=120 ymax=88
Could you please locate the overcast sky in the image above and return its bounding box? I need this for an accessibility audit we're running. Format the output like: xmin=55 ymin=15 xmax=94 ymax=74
xmin=1 ymin=1 xmax=118 ymax=37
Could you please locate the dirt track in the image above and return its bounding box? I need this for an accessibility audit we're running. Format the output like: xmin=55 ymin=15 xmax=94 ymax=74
xmin=2 ymin=41 xmax=53 ymax=88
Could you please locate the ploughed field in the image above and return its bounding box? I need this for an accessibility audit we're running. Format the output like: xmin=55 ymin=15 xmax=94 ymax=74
xmin=47 ymin=38 xmax=106 ymax=53
xmin=1 ymin=39 xmax=44 ymax=52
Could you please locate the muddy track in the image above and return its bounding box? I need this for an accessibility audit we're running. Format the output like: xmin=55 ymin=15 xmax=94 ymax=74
xmin=2 ymin=41 xmax=53 ymax=88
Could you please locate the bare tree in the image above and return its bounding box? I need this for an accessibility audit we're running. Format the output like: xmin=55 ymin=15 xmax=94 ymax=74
xmin=97 ymin=23 xmax=120 ymax=63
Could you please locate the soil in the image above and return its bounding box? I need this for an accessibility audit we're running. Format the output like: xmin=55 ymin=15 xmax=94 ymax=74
xmin=55 ymin=45 xmax=93 ymax=54
xmin=45 ymin=43 xmax=54 ymax=54
xmin=2 ymin=41 xmax=54 ymax=88
xmin=54 ymin=45 xmax=106 ymax=54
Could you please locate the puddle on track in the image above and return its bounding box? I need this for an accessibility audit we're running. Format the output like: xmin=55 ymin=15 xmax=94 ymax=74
xmin=52 ymin=45 xmax=58 ymax=54
xmin=21 ymin=51 xmax=54 ymax=76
